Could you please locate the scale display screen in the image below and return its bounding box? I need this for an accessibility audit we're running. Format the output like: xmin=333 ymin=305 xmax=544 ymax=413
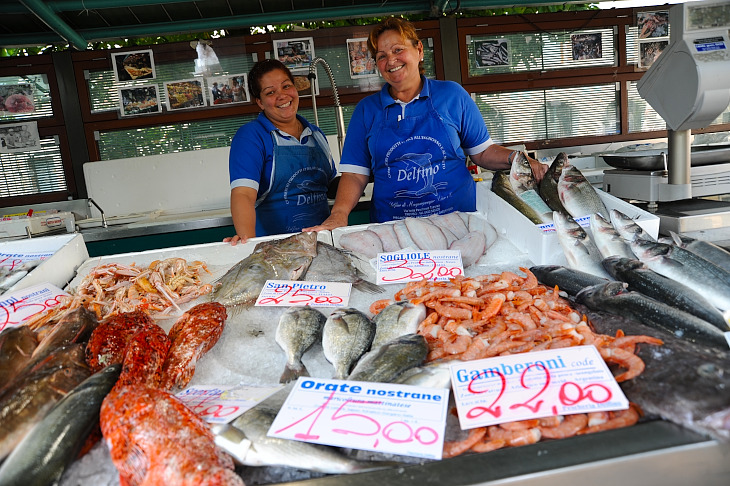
xmin=687 ymin=2 xmax=730 ymax=31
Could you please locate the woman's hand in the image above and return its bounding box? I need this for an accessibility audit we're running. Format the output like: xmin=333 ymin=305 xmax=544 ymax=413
xmin=303 ymin=212 xmax=349 ymax=232
xmin=529 ymin=157 xmax=548 ymax=183
xmin=223 ymin=234 xmax=249 ymax=246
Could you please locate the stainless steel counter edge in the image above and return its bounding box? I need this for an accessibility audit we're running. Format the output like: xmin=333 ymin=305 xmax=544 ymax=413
xmin=78 ymin=213 xmax=234 ymax=242
xmin=277 ymin=421 xmax=729 ymax=486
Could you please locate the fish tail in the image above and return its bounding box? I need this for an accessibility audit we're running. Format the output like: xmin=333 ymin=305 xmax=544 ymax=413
xmin=354 ymin=279 xmax=384 ymax=295
xmin=280 ymin=363 xmax=309 ymax=384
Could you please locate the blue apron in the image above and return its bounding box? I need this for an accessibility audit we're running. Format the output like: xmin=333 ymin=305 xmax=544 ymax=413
xmin=370 ymin=96 xmax=476 ymax=223
xmin=255 ymin=131 xmax=333 ymax=236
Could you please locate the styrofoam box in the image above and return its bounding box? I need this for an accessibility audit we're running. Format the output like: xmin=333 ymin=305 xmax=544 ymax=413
xmin=0 ymin=211 xmax=75 ymax=238
xmin=0 ymin=233 xmax=89 ymax=293
xmin=475 ymin=181 xmax=660 ymax=266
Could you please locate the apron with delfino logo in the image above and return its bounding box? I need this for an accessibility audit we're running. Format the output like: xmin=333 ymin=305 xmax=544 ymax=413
xmin=370 ymin=96 xmax=475 ymax=223
xmin=255 ymin=132 xmax=333 ymax=236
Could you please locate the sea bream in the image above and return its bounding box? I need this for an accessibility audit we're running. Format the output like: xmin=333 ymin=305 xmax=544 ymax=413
xmin=602 ymin=256 xmax=730 ymax=331
xmin=0 ymin=364 xmax=122 ymax=486
xmin=347 ymin=333 xmax=429 ymax=383
xmin=210 ymin=231 xmax=319 ymax=309
xmin=557 ymin=165 xmax=609 ymax=220
xmin=371 ymin=300 xmax=426 ymax=350
xmin=576 ymin=281 xmax=728 ymax=349
xmin=322 ymin=307 xmax=376 ymax=379
xmin=275 ymin=306 xmax=326 ymax=383
xmin=628 ymin=237 xmax=730 ymax=313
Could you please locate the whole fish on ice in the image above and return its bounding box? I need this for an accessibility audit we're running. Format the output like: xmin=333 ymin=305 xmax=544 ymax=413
xmin=302 ymin=241 xmax=383 ymax=294
xmin=538 ymin=152 xmax=570 ymax=216
xmin=611 ymin=209 xmax=655 ymax=242
xmin=509 ymin=151 xmax=553 ymax=222
xmin=210 ymin=231 xmax=319 ymax=308
xmin=530 ymin=264 xmax=609 ymax=296
xmin=85 ymin=309 xmax=158 ymax=373
xmin=347 ymin=333 xmax=429 ymax=383
xmin=0 ymin=364 xmax=121 ymax=486
xmin=275 ymin=306 xmax=326 ymax=383
xmin=0 ymin=326 xmax=38 ymax=388
xmin=667 ymin=232 xmax=730 ymax=274
xmin=553 ymin=211 xmax=610 ymax=279
xmin=491 ymin=171 xmax=544 ymax=224
xmin=371 ymin=300 xmax=426 ymax=350
xmin=557 ymin=165 xmax=609 ymax=220
xmin=590 ymin=212 xmax=634 ymax=259
xmin=322 ymin=307 xmax=376 ymax=379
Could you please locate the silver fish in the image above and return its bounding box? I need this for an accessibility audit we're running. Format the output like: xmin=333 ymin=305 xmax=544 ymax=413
xmin=215 ymin=406 xmax=401 ymax=474
xmin=491 ymin=171 xmax=545 ymax=225
xmin=210 ymin=232 xmax=318 ymax=308
xmin=303 ymin=242 xmax=383 ymax=294
xmin=538 ymin=152 xmax=570 ymax=216
xmin=371 ymin=301 xmax=426 ymax=350
xmin=392 ymin=360 xmax=453 ymax=389
xmin=669 ymin=232 xmax=730 ymax=274
xmin=322 ymin=307 xmax=376 ymax=379
xmin=590 ymin=212 xmax=634 ymax=259
xmin=530 ymin=264 xmax=610 ymax=296
xmin=275 ymin=307 xmax=326 ymax=384
xmin=558 ymin=165 xmax=609 ymax=219
xmin=576 ymin=281 xmax=728 ymax=349
xmin=347 ymin=333 xmax=428 ymax=383
xmin=338 ymin=229 xmax=383 ymax=260
xmin=610 ymin=209 xmax=655 ymax=242
xmin=553 ymin=211 xmax=610 ymax=279
xmin=0 ymin=364 xmax=121 ymax=486
xmin=628 ymin=238 xmax=730 ymax=312
xmin=602 ymin=256 xmax=729 ymax=331
xmin=509 ymin=152 xmax=553 ymax=222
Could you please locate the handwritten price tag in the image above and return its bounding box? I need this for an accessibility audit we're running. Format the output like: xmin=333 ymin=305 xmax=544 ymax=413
xmin=255 ymin=280 xmax=351 ymax=308
xmin=0 ymin=252 xmax=51 ymax=270
xmin=449 ymin=346 xmax=629 ymax=430
xmin=376 ymin=250 xmax=464 ymax=284
xmin=176 ymin=384 xmax=282 ymax=424
xmin=269 ymin=377 xmax=450 ymax=460
xmin=0 ymin=282 xmax=69 ymax=332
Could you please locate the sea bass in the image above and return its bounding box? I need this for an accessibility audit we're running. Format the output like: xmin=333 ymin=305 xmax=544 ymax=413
xmin=628 ymin=238 xmax=730 ymax=312
xmin=668 ymin=232 xmax=730 ymax=274
xmin=578 ymin=304 xmax=730 ymax=440
xmin=602 ymin=256 xmax=729 ymax=331
xmin=210 ymin=231 xmax=319 ymax=308
xmin=322 ymin=307 xmax=376 ymax=379
xmin=371 ymin=301 xmax=426 ymax=350
xmin=530 ymin=264 xmax=610 ymax=296
xmin=491 ymin=171 xmax=545 ymax=224
xmin=215 ymin=405 xmax=401 ymax=474
xmin=538 ymin=152 xmax=570 ymax=216
xmin=0 ymin=343 xmax=91 ymax=461
xmin=590 ymin=212 xmax=634 ymax=259
xmin=101 ymin=384 xmax=244 ymax=486
xmin=275 ymin=307 xmax=326 ymax=383
xmin=611 ymin=209 xmax=655 ymax=242
xmin=302 ymin=241 xmax=383 ymax=294
xmin=557 ymin=165 xmax=609 ymax=219
xmin=161 ymin=302 xmax=228 ymax=390
xmin=0 ymin=364 xmax=121 ymax=486
xmin=0 ymin=326 xmax=38 ymax=388
xmin=553 ymin=211 xmax=610 ymax=278
xmin=347 ymin=333 xmax=429 ymax=383
xmin=576 ymin=281 xmax=728 ymax=349
xmin=509 ymin=151 xmax=553 ymax=222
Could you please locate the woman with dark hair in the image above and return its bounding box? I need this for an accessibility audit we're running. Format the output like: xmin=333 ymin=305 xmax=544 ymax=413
xmin=306 ymin=17 xmax=546 ymax=231
xmin=225 ymin=59 xmax=336 ymax=244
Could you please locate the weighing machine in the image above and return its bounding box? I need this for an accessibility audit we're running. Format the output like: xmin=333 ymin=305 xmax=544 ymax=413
xmin=602 ymin=1 xmax=730 ymax=235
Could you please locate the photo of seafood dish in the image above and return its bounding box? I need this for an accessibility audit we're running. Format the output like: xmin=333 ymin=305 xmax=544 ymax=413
xmin=119 ymin=85 xmax=160 ymax=116
xmin=347 ymin=38 xmax=378 ymax=78
xmin=273 ymin=37 xmax=314 ymax=68
xmin=164 ymin=79 xmax=206 ymax=111
xmin=0 ymin=84 xmax=35 ymax=113
xmin=112 ymin=49 xmax=156 ymax=82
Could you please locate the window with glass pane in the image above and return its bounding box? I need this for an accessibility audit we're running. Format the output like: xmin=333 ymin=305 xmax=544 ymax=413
xmin=627 ymin=81 xmax=665 ymax=132
xmin=0 ymin=74 xmax=52 ymax=120
xmin=467 ymin=28 xmax=616 ymax=77
xmin=0 ymin=138 xmax=66 ymax=197
xmin=473 ymin=84 xmax=618 ymax=144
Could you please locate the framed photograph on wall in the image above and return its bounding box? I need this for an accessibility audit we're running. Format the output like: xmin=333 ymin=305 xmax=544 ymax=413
xmin=637 ymin=11 xmax=669 ymax=39
xmin=571 ymin=33 xmax=603 ymax=61
xmin=0 ymin=83 xmax=35 ymax=114
xmin=112 ymin=49 xmax=156 ymax=82
xmin=472 ymin=38 xmax=511 ymax=68
xmin=639 ymin=40 xmax=669 ymax=69
xmin=164 ymin=79 xmax=206 ymax=111
xmin=291 ymin=72 xmax=319 ymax=98
xmin=0 ymin=121 xmax=40 ymax=153
xmin=207 ymin=73 xmax=249 ymax=105
xmin=118 ymin=85 xmax=161 ymax=116
xmin=273 ymin=37 xmax=315 ymax=69
xmin=347 ymin=38 xmax=378 ymax=78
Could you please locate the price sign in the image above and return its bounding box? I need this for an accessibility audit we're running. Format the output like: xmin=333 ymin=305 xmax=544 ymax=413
xmin=0 ymin=282 xmax=69 ymax=332
xmin=0 ymin=252 xmax=51 ymax=271
xmin=176 ymin=384 xmax=282 ymax=424
xmin=376 ymin=250 xmax=464 ymax=284
xmin=449 ymin=346 xmax=629 ymax=430
xmin=269 ymin=378 xmax=450 ymax=460
xmin=255 ymin=280 xmax=351 ymax=307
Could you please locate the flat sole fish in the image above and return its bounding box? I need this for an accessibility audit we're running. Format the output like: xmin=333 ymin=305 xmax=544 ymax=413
xmin=0 ymin=364 xmax=122 ymax=486
xmin=210 ymin=232 xmax=319 ymax=309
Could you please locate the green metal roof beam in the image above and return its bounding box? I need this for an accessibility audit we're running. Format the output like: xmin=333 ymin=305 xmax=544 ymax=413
xmin=19 ymin=0 xmax=88 ymax=49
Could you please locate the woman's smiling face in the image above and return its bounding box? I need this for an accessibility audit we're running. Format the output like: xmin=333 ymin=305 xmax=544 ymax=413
xmin=375 ymin=29 xmax=423 ymax=90
xmin=255 ymin=68 xmax=299 ymax=127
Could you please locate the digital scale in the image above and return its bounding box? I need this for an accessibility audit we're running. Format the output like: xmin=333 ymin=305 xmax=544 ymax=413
xmin=602 ymin=1 xmax=730 ymax=235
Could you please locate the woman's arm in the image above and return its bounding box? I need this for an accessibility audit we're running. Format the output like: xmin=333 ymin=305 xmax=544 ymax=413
xmin=470 ymin=144 xmax=547 ymax=182
xmin=225 ymin=186 xmax=257 ymax=245
xmin=303 ymin=172 xmax=369 ymax=231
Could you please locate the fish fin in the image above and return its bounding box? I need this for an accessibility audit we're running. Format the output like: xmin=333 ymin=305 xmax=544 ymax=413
xmin=280 ymin=363 xmax=309 ymax=384
xmin=117 ymin=442 xmax=149 ymax=486
xmin=722 ymin=310 xmax=730 ymax=331
xmin=354 ymin=279 xmax=385 ymax=294
xmin=668 ymin=231 xmax=684 ymax=247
